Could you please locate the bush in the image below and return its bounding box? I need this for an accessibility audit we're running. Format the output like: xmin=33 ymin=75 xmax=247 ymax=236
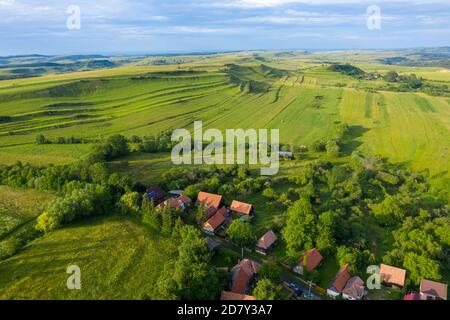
xmin=0 ymin=238 xmax=21 ymax=260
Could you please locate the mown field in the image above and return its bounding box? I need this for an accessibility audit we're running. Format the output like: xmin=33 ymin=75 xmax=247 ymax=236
xmin=0 ymin=215 xmax=176 ymax=300
xmin=0 ymin=186 xmax=56 ymax=241
xmin=0 ymin=54 xmax=448 ymax=178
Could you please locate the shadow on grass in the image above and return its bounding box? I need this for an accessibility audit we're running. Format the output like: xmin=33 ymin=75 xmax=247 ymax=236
xmin=340 ymin=125 xmax=370 ymax=156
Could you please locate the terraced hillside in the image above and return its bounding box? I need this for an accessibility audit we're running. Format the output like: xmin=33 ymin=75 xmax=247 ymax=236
xmin=0 ymin=57 xmax=449 ymax=177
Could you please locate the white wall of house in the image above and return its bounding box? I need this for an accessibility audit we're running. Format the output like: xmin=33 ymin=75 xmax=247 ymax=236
xmin=327 ymin=289 xmax=341 ymax=298
xmin=293 ymin=265 xmax=304 ymax=275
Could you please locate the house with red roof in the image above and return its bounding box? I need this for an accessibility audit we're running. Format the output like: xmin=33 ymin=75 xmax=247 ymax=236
xmin=230 ymin=259 xmax=261 ymax=294
xmin=342 ymin=276 xmax=366 ymax=300
xmin=196 ymin=192 xmax=223 ymax=209
xmin=255 ymin=230 xmax=277 ymax=255
xmin=293 ymin=248 xmax=323 ymax=275
xmin=202 ymin=207 xmax=227 ymax=235
xmin=420 ymin=279 xmax=448 ymax=300
xmin=380 ymin=264 xmax=406 ymax=288
xmin=327 ymin=264 xmax=351 ymax=298
xmin=230 ymin=200 xmax=254 ymax=216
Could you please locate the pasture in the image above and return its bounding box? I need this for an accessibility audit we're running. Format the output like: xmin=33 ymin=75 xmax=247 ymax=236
xmin=0 ymin=215 xmax=176 ymax=300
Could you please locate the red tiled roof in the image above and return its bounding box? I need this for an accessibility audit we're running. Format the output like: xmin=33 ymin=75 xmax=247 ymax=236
xmin=231 ymin=259 xmax=260 ymax=294
xmin=299 ymin=248 xmax=323 ymax=273
xmin=230 ymin=200 xmax=253 ymax=215
xmin=380 ymin=264 xmax=406 ymax=287
xmin=220 ymin=291 xmax=255 ymax=301
xmin=177 ymin=195 xmax=192 ymax=205
xmin=342 ymin=276 xmax=365 ymax=299
xmin=256 ymin=230 xmax=277 ymax=250
xmin=404 ymin=293 xmax=421 ymax=301
xmin=420 ymin=279 xmax=448 ymax=300
xmin=203 ymin=209 xmax=226 ymax=231
xmin=197 ymin=192 xmax=223 ymax=209
xmin=329 ymin=264 xmax=351 ymax=293
xmin=205 ymin=206 xmax=218 ymax=219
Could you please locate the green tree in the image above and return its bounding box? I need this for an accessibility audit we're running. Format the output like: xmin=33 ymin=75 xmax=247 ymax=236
xmin=259 ymin=261 xmax=283 ymax=283
xmin=35 ymin=134 xmax=47 ymax=145
xmin=282 ymin=198 xmax=317 ymax=257
xmin=403 ymin=252 xmax=441 ymax=286
xmin=117 ymin=192 xmax=141 ymax=215
xmin=371 ymin=195 xmax=406 ymax=226
xmin=227 ymin=219 xmax=256 ymax=249
xmin=253 ymin=279 xmax=279 ymax=300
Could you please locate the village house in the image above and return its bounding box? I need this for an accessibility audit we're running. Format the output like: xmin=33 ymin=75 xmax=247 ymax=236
xmin=220 ymin=291 xmax=255 ymax=301
xmin=420 ymin=279 xmax=448 ymax=300
xmin=255 ymin=230 xmax=277 ymax=255
xmin=156 ymin=195 xmax=192 ymax=211
xmin=380 ymin=264 xmax=406 ymax=288
xmin=230 ymin=200 xmax=254 ymax=217
xmin=146 ymin=186 xmax=166 ymax=204
xmin=293 ymin=248 xmax=323 ymax=275
xmin=230 ymin=259 xmax=261 ymax=294
xmin=342 ymin=276 xmax=366 ymax=300
xmin=202 ymin=207 xmax=227 ymax=235
xmin=327 ymin=264 xmax=351 ymax=298
xmin=196 ymin=191 xmax=224 ymax=209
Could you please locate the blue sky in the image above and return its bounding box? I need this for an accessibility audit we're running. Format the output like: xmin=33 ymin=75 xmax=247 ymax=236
xmin=0 ymin=0 xmax=449 ymax=55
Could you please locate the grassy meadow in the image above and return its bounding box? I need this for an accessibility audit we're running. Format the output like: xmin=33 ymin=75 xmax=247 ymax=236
xmin=0 ymin=215 xmax=176 ymax=300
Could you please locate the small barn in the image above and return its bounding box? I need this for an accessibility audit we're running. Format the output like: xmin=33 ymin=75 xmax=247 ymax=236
xmin=255 ymin=230 xmax=278 ymax=255
xmin=230 ymin=200 xmax=254 ymax=216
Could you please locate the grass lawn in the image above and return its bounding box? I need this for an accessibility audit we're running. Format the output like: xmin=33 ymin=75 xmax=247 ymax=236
xmin=316 ymin=255 xmax=340 ymax=290
xmin=0 ymin=186 xmax=57 ymax=240
xmin=0 ymin=214 xmax=177 ymax=300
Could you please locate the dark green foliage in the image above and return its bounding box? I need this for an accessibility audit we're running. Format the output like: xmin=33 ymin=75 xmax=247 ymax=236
xmin=329 ymin=64 xmax=365 ymax=78
xmin=253 ymin=279 xmax=280 ymax=300
xmin=227 ymin=219 xmax=256 ymax=248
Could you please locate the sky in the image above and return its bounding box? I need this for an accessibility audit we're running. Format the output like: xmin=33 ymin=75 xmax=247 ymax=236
xmin=0 ymin=0 xmax=449 ymax=55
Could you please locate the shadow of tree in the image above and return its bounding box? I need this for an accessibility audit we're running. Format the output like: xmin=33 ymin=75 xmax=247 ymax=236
xmin=340 ymin=125 xmax=370 ymax=156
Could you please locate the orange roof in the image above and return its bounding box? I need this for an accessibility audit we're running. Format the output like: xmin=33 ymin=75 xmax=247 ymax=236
xmin=256 ymin=230 xmax=277 ymax=250
xmin=420 ymin=279 xmax=448 ymax=300
xmin=299 ymin=248 xmax=323 ymax=273
xmin=380 ymin=264 xmax=406 ymax=287
xmin=230 ymin=200 xmax=253 ymax=215
xmin=203 ymin=208 xmax=226 ymax=231
xmin=329 ymin=264 xmax=351 ymax=293
xmin=197 ymin=192 xmax=223 ymax=209
xmin=220 ymin=291 xmax=255 ymax=301
xmin=231 ymin=259 xmax=260 ymax=294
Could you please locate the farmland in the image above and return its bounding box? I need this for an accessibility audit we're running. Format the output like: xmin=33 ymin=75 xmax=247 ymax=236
xmin=0 ymin=50 xmax=449 ymax=300
xmin=0 ymin=52 xmax=448 ymax=178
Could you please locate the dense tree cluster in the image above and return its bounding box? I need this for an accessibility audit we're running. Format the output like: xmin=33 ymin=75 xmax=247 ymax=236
xmin=279 ymin=152 xmax=448 ymax=283
xmin=147 ymin=225 xmax=225 ymax=300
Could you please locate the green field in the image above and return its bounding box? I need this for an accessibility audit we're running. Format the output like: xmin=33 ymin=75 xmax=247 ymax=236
xmin=0 ymin=186 xmax=56 ymax=240
xmin=0 ymin=53 xmax=448 ymax=177
xmin=0 ymin=215 xmax=176 ymax=300
xmin=0 ymin=50 xmax=449 ymax=300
